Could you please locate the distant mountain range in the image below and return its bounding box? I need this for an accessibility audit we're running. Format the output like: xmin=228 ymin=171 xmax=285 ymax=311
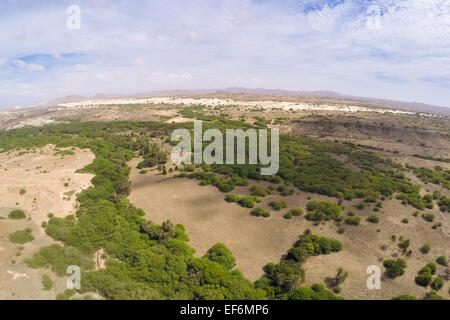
xmin=22 ymin=87 xmax=450 ymax=116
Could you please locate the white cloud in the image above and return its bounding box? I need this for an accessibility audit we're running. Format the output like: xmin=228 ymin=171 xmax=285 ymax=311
xmin=12 ymin=59 xmax=46 ymax=71
xmin=0 ymin=0 xmax=449 ymax=108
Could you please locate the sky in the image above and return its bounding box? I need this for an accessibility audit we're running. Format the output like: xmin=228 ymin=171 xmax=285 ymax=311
xmin=1 ymin=0 xmax=450 ymax=109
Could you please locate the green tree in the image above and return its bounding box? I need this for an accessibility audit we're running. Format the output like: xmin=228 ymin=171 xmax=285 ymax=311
xmin=203 ymin=243 xmax=236 ymax=270
xmin=383 ymin=259 xmax=407 ymax=278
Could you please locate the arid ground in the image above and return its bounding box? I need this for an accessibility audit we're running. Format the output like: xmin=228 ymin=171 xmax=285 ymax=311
xmin=0 ymin=146 xmax=94 ymax=299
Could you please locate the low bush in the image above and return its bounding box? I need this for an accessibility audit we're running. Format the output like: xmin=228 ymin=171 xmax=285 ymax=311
xmin=420 ymin=243 xmax=431 ymax=254
xmin=430 ymin=277 xmax=444 ymax=291
xmin=42 ymin=274 xmax=53 ymax=291
xmin=383 ymin=259 xmax=407 ymax=278
xmin=251 ymin=208 xmax=270 ymax=218
xmin=9 ymin=228 xmax=34 ymax=244
xmin=345 ymin=216 xmax=360 ymax=226
xmin=237 ymin=196 xmax=255 ymax=208
xmin=250 ymin=186 xmax=267 ymax=197
xmin=422 ymin=213 xmax=435 ymax=222
xmin=305 ymin=201 xmax=342 ymax=222
xmin=224 ymin=194 xmax=239 ymax=203
xmin=269 ymin=201 xmax=287 ymax=211
xmin=8 ymin=209 xmax=26 ymax=219
xmin=436 ymin=256 xmax=447 ymax=266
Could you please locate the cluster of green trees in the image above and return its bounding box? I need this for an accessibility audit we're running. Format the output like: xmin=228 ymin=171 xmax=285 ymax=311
xmin=250 ymin=186 xmax=269 ymax=197
xmin=224 ymin=194 xmax=259 ymax=208
xmin=251 ymin=208 xmax=271 ymax=217
xmin=276 ymin=185 xmax=295 ymax=196
xmin=413 ymin=261 xmax=446 ymax=291
xmin=4 ymin=120 xmax=342 ymax=300
xmin=134 ymin=135 xmax=168 ymax=169
xmin=286 ymin=231 xmax=343 ymax=263
xmin=164 ymin=118 xmax=438 ymax=213
xmin=410 ymin=165 xmax=450 ymax=189
xmin=187 ymin=171 xmax=248 ymax=193
xmin=415 ymin=262 xmax=438 ymax=287
xmin=3 ymin=119 xmax=441 ymax=300
xmin=412 ymin=154 xmax=450 ymax=164
xmin=203 ymin=243 xmax=236 ymax=270
xmin=305 ymin=201 xmax=343 ymax=222
xmin=1 ymin=120 xmax=266 ymax=300
xmin=283 ymin=208 xmax=303 ymax=219
xmin=269 ymin=200 xmax=287 ymax=211
xmin=383 ymin=259 xmax=407 ymax=278
xmin=438 ymin=196 xmax=450 ymax=212
xmin=255 ymin=230 xmax=343 ymax=299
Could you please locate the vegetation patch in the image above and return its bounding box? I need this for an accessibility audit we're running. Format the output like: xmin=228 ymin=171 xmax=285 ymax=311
xmin=251 ymin=208 xmax=270 ymax=218
xmin=8 ymin=209 xmax=26 ymax=219
xmin=9 ymin=228 xmax=34 ymax=244
xmin=305 ymin=201 xmax=343 ymax=222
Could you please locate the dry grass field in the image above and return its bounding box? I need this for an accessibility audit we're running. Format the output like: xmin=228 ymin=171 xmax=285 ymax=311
xmin=128 ymin=158 xmax=450 ymax=300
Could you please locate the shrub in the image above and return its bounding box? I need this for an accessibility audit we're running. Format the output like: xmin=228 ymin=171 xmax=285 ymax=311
xmin=286 ymin=232 xmax=343 ymax=263
xmin=277 ymin=185 xmax=294 ymax=196
xmin=19 ymin=188 xmax=26 ymax=195
xmin=269 ymin=201 xmax=287 ymax=211
xmin=237 ymin=196 xmax=255 ymax=208
xmin=250 ymin=186 xmax=267 ymax=197
xmin=367 ymin=215 xmax=379 ymax=223
xmin=289 ymin=208 xmax=304 ymax=216
xmin=42 ymin=274 xmax=53 ymax=291
xmin=383 ymin=259 xmax=407 ymax=278
xmin=283 ymin=283 xmax=343 ymax=300
xmin=284 ymin=208 xmax=303 ymax=219
xmin=224 ymin=194 xmax=239 ymax=203
xmin=9 ymin=229 xmax=34 ymax=244
xmin=263 ymin=260 xmax=305 ymax=292
xmin=8 ymin=209 xmax=26 ymax=219
xmin=430 ymin=277 xmax=444 ymax=291
xmin=426 ymin=262 xmax=437 ymax=275
xmin=333 ymin=267 xmax=349 ymax=287
xmin=436 ymin=256 xmax=447 ymax=266
xmin=415 ymin=266 xmax=433 ymax=287
xmin=423 ymin=292 xmax=444 ymax=300
xmin=283 ymin=211 xmax=292 ymax=219
xmin=422 ymin=213 xmax=435 ymax=222
xmin=401 ymin=218 xmax=409 ymax=224
xmin=356 ymin=203 xmax=365 ymax=210
xmin=337 ymin=227 xmax=346 ymax=234
xmin=203 ymin=243 xmax=236 ymax=270
xmin=183 ymin=164 xmax=195 ymax=172
xmin=432 ymin=222 xmax=442 ymax=229
xmin=26 ymin=244 xmax=94 ymax=276
xmin=305 ymin=201 xmax=342 ymax=222
xmin=420 ymin=243 xmax=431 ymax=254
xmin=251 ymin=208 xmax=270 ymax=217
xmin=345 ymin=216 xmax=360 ymax=226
